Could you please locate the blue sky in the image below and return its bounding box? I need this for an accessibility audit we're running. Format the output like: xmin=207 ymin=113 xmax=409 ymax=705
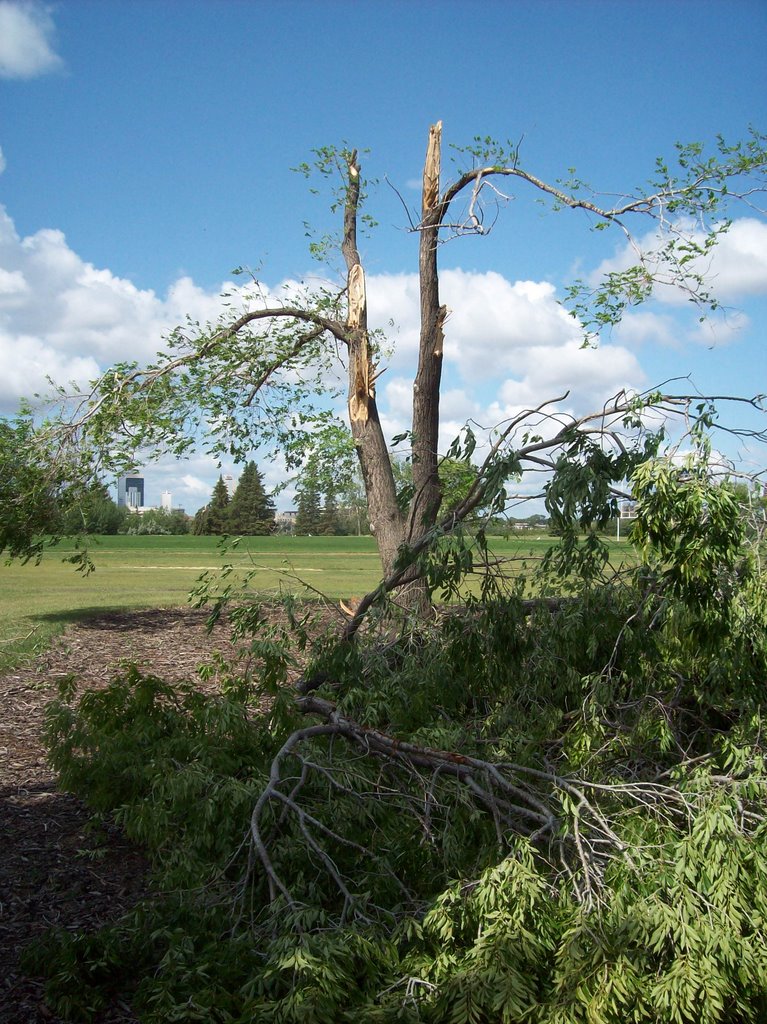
xmin=1 ymin=0 xmax=765 ymax=512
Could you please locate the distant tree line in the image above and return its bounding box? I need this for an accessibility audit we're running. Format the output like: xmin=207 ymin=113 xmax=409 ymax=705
xmin=122 ymin=508 xmax=189 ymax=535
xmin=57 ymin=482 xmax=192 ymax=536
xmin=193 ymin=461 xmax=276 ymax=536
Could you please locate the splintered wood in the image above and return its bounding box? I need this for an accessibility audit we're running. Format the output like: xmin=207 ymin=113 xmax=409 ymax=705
xmin=347 ymin=262 xmax=373 ymax=425
xmin=422 ymin=120 xmax=442 ymax=215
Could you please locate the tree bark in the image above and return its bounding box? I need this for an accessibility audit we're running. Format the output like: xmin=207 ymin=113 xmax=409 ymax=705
xmin=341 ymin=152 xmax=404 ymax=578
xmin=407 ymin=121 xmax=445 ymax=545
xmin=340 ymin=128 xmax=449 ymax=609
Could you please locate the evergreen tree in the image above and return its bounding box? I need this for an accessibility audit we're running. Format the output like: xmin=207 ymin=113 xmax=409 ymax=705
xmin=191 ymin=506 xmax=209 ymax=535
xmin=319 ymin=485 xmax=342 ymax=535
xmin=226 ymin=461 xmax=275 ymax=535
xmin=294 ymin=475 xmax=322 ymax=535
xmin=337 ymin=468 xmax=369 ymax=535
xmin=194 ymin=476 xmax=230 ymax=535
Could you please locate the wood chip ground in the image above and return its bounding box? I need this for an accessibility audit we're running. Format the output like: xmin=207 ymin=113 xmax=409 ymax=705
xmin=0 ymin=608 xmax=252 ymax=1023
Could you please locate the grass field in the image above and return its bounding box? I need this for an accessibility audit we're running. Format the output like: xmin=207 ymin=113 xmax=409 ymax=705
xmin=0 ymin=533 xmax=635 ymax=673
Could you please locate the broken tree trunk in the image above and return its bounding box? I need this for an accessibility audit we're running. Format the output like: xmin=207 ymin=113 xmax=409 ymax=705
xmin=341 ymin=152 xmax=405 ymax=580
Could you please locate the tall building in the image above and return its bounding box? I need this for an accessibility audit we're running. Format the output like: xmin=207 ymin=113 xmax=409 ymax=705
xmin=224 ymin=474 xmax=236 ymax=497
xmin=161 ymin=491 xmax=172 ymax=511
xmin=117 ymin=472 xmax=145 ymax=509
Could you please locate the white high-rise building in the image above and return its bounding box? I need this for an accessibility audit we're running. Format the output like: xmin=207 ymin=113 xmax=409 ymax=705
xmin=224 ymin=474 xmax=236 ymax=497
xmin=161 ymin=491 xmax=172 ymax=511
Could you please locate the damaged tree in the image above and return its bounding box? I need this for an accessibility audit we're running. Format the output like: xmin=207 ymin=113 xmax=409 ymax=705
xmin=30 ymin=125 xmax=767 ymax=1021
xmin=25 ymin=123 xmax=767 ymax=594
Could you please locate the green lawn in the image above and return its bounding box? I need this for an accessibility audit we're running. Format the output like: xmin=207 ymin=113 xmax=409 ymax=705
xmin=0 ymin=533 xmax=635 ymax=672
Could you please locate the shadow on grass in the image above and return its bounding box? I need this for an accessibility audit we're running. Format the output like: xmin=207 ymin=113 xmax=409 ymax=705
xmin=1 ymin=607 xmax=203 ymax=675
xmin=31 ymin=602 xmax=204 ymax=626
xmin=31 ymin=605 xmax=140 ymax=625
xmin=32 ymin=605 xmax=210 ymax=633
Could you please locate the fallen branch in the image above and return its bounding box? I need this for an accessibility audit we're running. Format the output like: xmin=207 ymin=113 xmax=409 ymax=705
xmin=247 ymin=692 xmax=757 ymax=918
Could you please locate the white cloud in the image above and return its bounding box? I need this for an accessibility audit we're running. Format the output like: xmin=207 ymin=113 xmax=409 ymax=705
xmin=0 ymin=207 xmax=241 ymax=410
xmin=700 ymin=219 xmax=767 ymax=299
xmin=590 ymin=217 xmax=767 ymax=304
xmin=367 ymin=272 xmax=422 ymax=365
xmin=0 ymin=329 xmax=100 ymax=409
xmin=488 ymin=340 xmax=645 ymax=423
xmin=615 ymin=311 xmax=681 ymax=349
xmin=441 ymin=271 xmax=583 ymax=376
xmin=368 ymin=269 xmax=584 ymax=383
xmin=0 ymin=1 xmax=63 ymax=79
xmin=0 ymin=266 xmax=27 ymax=296
xmin=616 ymin=303 xmax=749 ymax=351
xmin=368 ymin=268 xmax=643 ymax=437
xmin=180 ymin=473 xmax=212 ymax=496
xmin=688 ymin=309 xmax=749 ymax=348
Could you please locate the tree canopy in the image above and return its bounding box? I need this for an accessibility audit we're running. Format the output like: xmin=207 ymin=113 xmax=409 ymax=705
xmin=192 ymin=475 xmax=231 ymax=536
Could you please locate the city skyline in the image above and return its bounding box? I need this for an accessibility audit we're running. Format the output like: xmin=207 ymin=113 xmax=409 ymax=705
xmin=116 ymin=472 xmax=178 ymax=514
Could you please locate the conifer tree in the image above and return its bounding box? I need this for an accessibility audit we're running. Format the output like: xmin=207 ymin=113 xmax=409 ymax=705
xmin=191 ymin=505 xmax=209 ymax=535
xmin=294 ymin=475 xmax=322 ymax=535
xmin=319 ymin=485 xmax=342 ymax=535
xmin=201 ymin=475 xmax=231 ymax=535
xmin=226 ymin=461 xmax=275 ymax=535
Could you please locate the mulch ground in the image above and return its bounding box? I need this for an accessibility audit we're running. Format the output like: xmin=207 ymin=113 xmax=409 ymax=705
xmin=0 ymin=608 xmax=254 ymax=1024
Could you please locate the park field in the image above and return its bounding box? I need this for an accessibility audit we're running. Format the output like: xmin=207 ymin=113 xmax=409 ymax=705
xmin=0 ymin=533 xmax=635 ymax=673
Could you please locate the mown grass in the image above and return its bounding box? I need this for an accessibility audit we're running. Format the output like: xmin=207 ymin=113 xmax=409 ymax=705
xmin=0 ymin=533 xmax=636 ymax=673
xmin=0 ymin=535 xmax=376 ymax=673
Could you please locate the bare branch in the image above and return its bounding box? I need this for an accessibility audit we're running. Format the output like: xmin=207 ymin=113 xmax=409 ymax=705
xmin=245 ymin=690 xmax=759 ymax=914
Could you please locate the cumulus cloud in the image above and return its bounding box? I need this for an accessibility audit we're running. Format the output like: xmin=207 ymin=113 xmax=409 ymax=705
xmin=615 ymin=311 xmax=682 ymax=349
xmin=688 ymin=309 xmax=750 ymax=348
xmin=367 ymin=269 xmax=584 ymax=380
xmin=378 ymin=374 xmax=487 ymax=457
xmin=0 ymin=330 xmax=100 ymax=407
xmin=0 ymin=207 xmax=675 ymax=510
xmin=0 ymin=0 xmax=63 ymax=79
xmin=700 ymin=219 xmax=767 ymax=299
xmin=0 ymin=207 xmax=239 ymax=411
xmin=441 ymin=271 xmax=583 ymax=376
xmin=367 ymin=268 xmax=644 ymax=440
xmin=615 ymin=301 xmax=750 ymax=351
xmin=179 ymin=473 xmax=213 ymax=497
xmin=492 ymin=340 xmax=644 ymax=416
xmin=589 ymin=217 xmax=767 ymax=304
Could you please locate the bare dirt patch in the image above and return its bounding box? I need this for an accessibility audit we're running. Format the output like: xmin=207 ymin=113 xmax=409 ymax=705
xmin=0 ymin=607 xmax=250 ymax=1024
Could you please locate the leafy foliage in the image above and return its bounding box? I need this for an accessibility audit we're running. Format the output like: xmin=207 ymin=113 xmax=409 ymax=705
xmin=294 ymin=471 xmax=324 ymax=535
xmin=12 ymin=122 xmax=767 ymax=1020
xmin=58 ymin=480 xmax=128 ymax=536
xmin=123 ymin=507 xmax=189 ymax=535
xmin=0 ymin=412 xmax=125 ymax=571
xmin=32 ymin=445 xmax=767 ymax=1022
xmin=0 ymin=412 xmax=65 ymax=561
